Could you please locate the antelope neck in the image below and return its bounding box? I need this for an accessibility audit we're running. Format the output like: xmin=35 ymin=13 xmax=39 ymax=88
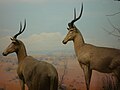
xmin=73 ymin=32 xmax=85 ymax=56
xmin=16 ymin=41 xmax=27 ymax=63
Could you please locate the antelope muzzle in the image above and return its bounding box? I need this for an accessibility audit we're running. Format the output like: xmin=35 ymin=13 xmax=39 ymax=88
xmin=62 ymin=40 xmax=67 ymax=44
xmin=2 ymin=52 xmax=8 ymax=56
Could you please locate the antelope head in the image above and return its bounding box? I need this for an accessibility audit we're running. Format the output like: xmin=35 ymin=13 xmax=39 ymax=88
xmin=62 ymin=3 xmax=83 ymax=44
xmin=2 ymin=20 xmax=26 ymax=56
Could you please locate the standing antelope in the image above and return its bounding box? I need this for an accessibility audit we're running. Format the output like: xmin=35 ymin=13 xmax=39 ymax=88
xmin=62 ymin=3 xmax=120 ymax=90
xmin=2 ymin=20 xmax=58 ymax=90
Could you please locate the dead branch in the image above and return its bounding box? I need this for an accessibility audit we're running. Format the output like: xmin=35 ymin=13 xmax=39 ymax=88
xmin=106 ymin=12 xmax=120 ymax=17
xmin=103 ymin=18 xmax=120 ymax=38
xmin=103 ymin=28 xmax=120 ymax=38
xmin=59 ymin=60 xmax=68 ymax=89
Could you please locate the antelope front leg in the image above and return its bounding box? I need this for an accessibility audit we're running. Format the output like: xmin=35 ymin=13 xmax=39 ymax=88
xmin=81 ymin=64 xmax=92 ymax=90
xmin=19 ymin=79 xmax=25 ymax=90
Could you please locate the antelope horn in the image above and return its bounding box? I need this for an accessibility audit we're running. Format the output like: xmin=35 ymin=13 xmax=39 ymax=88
xmin=13 ymin=19 xmax=26 ymax=39
xmin=68 ymin=3 xmax=83 ymax=28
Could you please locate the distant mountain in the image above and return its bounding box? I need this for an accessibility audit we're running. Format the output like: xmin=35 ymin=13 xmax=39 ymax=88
xmin=0 ymin=49 xmax=75 ymax=57
xmin=28 ymin=49 xmax=75 ymax=56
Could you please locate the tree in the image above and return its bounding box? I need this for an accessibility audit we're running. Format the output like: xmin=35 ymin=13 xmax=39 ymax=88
xmin=103 ymin=18 xmax=120 ymax=38
xmin=104 ymin=2 xmax=120 ymax=38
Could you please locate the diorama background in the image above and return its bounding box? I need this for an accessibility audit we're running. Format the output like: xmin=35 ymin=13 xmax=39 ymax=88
xmin=0 ymin=0 xmax=120 ymax=90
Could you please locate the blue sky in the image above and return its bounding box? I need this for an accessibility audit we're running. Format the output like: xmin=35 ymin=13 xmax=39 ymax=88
xmin=0 ymin=0 xmax=120 ymax=55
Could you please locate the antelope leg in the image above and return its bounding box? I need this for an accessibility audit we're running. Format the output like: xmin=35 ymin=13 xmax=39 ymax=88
xmin=81 ymin=64 xmax=92 ymax=90
xmin=20 ymin=79 xmax=25 ymax=90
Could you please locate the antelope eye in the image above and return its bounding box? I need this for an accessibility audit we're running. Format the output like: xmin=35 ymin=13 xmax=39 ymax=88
xmin=12 ymin=40 xmax=19 ymax=45
xmin=12 ymin=42 xmax=17 ymax=44
xmin=67 ymin=28 xmax=69 ymax=30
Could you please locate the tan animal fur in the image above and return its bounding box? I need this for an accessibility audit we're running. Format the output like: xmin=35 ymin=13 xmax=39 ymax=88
xmin=2 ymin=20 xmax=58 ymax=90
xmin=62 ymin=3 xmax=120 ymax=90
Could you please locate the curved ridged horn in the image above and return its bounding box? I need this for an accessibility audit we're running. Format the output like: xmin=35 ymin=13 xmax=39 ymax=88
xmin=68 ymin=3 xmax=83 ymax=28
xmin=13 ymin=19 xmax=26 ymax=39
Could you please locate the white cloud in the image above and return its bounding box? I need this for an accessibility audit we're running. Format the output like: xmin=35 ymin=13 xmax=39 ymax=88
xmin=0 ymin=32 xmax=72 ymax=54
xmin=21 ymin=32 xmax=69 ymax=52
xmin=23 ymin=32 xmax=61 ymax=44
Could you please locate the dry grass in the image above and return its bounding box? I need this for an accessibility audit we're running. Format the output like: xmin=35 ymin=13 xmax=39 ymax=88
xmin=102 ymin=74 xmax=119 ymax=90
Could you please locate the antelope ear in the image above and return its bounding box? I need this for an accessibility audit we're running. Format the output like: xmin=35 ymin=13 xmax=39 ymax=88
xmin=10 ymin=37 xmax=19 ymax=44
xmin=67 ymin=28 xmax=69 ymax=30
xmin=10 ymin=37 xmax=14 ymax=41
xmin=10 ymin=37 xmax=16 ymax=42
xmin=13 ymin=40 xmax=20 ymax=45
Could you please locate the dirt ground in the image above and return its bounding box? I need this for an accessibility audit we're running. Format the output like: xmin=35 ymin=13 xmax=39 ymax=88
xmin=0 ymin=55 xmax=117 ymax=90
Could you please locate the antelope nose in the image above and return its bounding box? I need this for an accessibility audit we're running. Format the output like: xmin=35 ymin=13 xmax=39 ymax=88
xmin=2 ymin=52 xmax=7 ymax=56
xmin=62 ymin=40 xmax=67 ymax=44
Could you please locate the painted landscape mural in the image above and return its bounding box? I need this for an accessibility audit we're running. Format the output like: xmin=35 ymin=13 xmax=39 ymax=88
xmin=0 ymin=55 xmax=118 ymax=90
xmin=0 ymin=0 xmax=120 ymax=90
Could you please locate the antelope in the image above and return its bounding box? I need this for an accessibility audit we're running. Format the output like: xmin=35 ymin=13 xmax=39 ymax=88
xmin=62 ymin=3 xmax=120 ymax=90
xmin=2 ymin=20 xmax=58 ymax=90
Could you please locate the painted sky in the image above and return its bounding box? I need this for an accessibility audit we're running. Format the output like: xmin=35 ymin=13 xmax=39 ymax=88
xmin=0 ymin=0 xmax=120 ymax=55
